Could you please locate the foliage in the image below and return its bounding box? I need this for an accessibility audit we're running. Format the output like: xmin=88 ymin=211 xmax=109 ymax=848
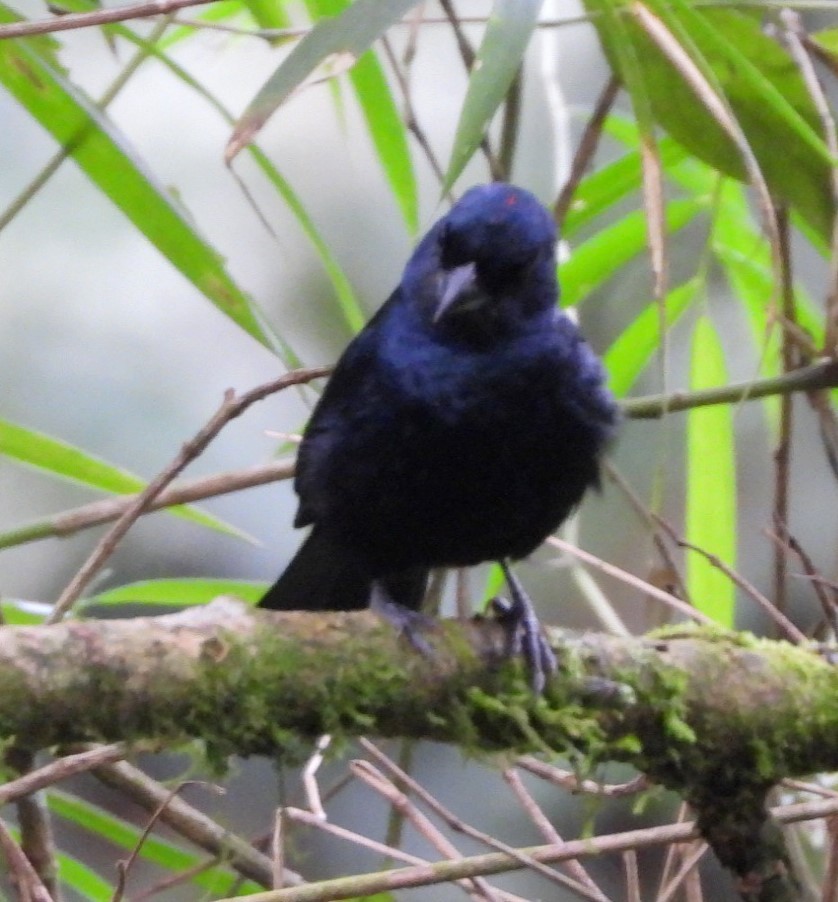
xmin=2 ymin=0 xmax=838 ymax=899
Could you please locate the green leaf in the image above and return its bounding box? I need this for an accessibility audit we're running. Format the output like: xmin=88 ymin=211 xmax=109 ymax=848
xmin=159 ymin=0 xmax=252 ymax=51
xmin=13 ymin=0 xmax=361 ymax=351
xmin=0 ymin=599 xmax=47 ymax=624
xmin=563 ymin=137 xmax=691 ymax=238
xmin=228 ymin=0 xmax=422 ymax=158
xmin=304 ymin=0 xmax=418 ymax=234
xmin=245 ymin=0 xmax=292 ymax=30
xmin=0 ymin=418 xmax=240 ymax=536
xmin=56 ymin=851 xmax=114 ymax=900
xmin=0 ymin=4 xmax=274 ymax=349
xmin=604 ymin=278 xmax=699 ymax=398
xmin=588 ymin=3 xmax=835 ymax=241
xmin=560 ymin=197 xmax=705 ymax=308
xmin=443 ymin=0 xmax=543 ymax=191
xmin=586 ymin=0 xmax=655 ymax=132
xmin=88 ymin=578 xmax=266 ymax=607
xmin=686 ymin=316 xmax=736 ymax=626
xmin=349 ymin=51 xmax=419 ymax=234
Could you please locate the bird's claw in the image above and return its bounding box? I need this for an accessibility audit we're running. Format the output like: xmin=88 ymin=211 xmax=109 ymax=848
xmin=370 ymin=583 xmax=436 ymax=657
xmin=493 ymin=565 xmax=558 ymax=693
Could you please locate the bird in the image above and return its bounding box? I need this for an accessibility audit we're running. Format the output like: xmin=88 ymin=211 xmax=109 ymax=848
xmin=260 ymin=183 xmax=618 ymax=691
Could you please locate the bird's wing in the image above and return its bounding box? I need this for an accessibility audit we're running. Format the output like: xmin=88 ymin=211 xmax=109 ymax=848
xmin=292 ymin=291 xmax=397 ymax=527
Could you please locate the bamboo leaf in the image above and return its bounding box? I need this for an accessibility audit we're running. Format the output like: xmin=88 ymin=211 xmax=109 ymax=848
xmin=560 ymin=198 xmax=704 ymax=308
xmin=0 ymin=4 xmax=273 ymax=348
xmin=564 ymin=136 xmax=691 ymax=238
xmin=88 ymin=578 xmax=266 ymax=607
xmin=604 ymin=278 xmax=699 ymax=398
xmin=686 ymin=316 xmax=736 ymax=625
xmin=228 ymin=0 xmax=422 ymax=160
xmin=304 ymin=0 xmax=419 ymax=234
xmin=443 ymin=0 xmax=543 ymax=192
xmin=0 ymin=418 xmax=241 ymax=536
xmin=587 ymin=2 xmax=835 ymax=240
xmin=349 ymin=50 xmax=419 ymax=234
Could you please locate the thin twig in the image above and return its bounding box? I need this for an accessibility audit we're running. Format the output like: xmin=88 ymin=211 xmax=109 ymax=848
xmin=350 ymin=761 xmax=515 ymax=902
xmin=301 ymin=734 xmax=331 ymax=820
xmin=822 ymin=816 xmax=838 ymax=902
xmin=271 ymin=809 xmax=284 ymax=891
xmin=5 ymin=748 xmax=60 ymax=901
xmin=112 ymin=780 xmax=217 ymax=902
xmin=515 ymin=756 xmax=648 ymax=799
xmin=782 ymin=11 xmax=838 ymax=354
xmin=657 ymin=841 xmax=708 ymax=902
xmin=93 ymin=759 xmax=299 ymax=887
xmin=772 ymin=205 xmax=797 ymax=624
xmin=621 ymin=359 xmax=838 ymax=419
xmin=216 ymin=795 xmax=838 ymax=902
xmin=623 ymin=849 xmax=640 ymax=902
xmin=380 ymin=35 xmax=450 ymax=193
xmin=497 ymin=66 xmax=523 ymax=181
xmin=284 ymin=808 xmax=524 ymax=902
xmin=438 ymin=0 xmax=503 ymax=181
xmin=358 ymin=741 xmax=607 ymax=900
xmin=765 ymin=528 xmax=838 ymax=637
xmin=48 ymin=367 xmax=329 ymax=623
xmin=10 ymin=359 xmax=837 ymax=557
xmin=0 ymin=459 xmax=295 ymax=551
xmin=0 ymin=745 xmax=127 ymax=806
xmin=779 ymin=12 xmax=838 ymax=484
xmin=553 ymin=75 xmax=621 ymax=230
xmin=653 ymin=517 xmax=807 ymax=644
xmin=0 ymin=0 xmax=215 ymax=38
xmin=0 ymin=816 xmax=52 ymax=902
xmin=603 ymin=460 xmax=690 ymax=604
xmin=501 ymin=768 xmax=611 ymax=902
xmin=131 ymin=856 xmax=222 ymax=901
xmin=546 ymin=535 xmax=712 ymax=625
xmin=283 ymin=805 xmax=426 ymax=866
xmin=630 ymin=2 xmax=782 ymax=284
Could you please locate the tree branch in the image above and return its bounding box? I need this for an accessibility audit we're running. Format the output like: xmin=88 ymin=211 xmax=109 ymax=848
xmin=0 ymin=599 xmax=831 ymax=898
xmin=621 ymin=358 xmax=838 ymax=419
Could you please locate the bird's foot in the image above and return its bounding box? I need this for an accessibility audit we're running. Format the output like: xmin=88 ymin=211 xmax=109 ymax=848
xmin=370 ymin=583 xmax=436 ymax=657
xmin=493 ymin=563 xmax=558 ymax=694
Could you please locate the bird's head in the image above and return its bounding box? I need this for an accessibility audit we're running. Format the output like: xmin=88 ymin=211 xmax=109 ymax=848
xmin=405 ymin=184 xmax=558 ymax=332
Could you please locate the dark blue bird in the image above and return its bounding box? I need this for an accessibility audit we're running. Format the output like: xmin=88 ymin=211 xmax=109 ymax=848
xmin=260 ymin=183 xmax=618 ymax=690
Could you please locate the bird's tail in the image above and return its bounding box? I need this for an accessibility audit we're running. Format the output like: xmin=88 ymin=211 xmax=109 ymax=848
xmin=259 ymin=527 xmax=431 ymax=612
xmin=259 ymin=527 xmax=372 ymax=611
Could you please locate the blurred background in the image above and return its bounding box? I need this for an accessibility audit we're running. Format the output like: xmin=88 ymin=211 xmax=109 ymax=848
xmin=3 ymin=0 xmax=837 ymax=897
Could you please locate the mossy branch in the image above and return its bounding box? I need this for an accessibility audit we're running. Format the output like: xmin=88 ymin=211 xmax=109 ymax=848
xmin=0 ymin=598 xmax=834 ymax=899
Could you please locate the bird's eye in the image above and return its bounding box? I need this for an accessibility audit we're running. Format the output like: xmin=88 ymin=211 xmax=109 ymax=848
xmin=440 ymin=224 xmax=471 ymax=269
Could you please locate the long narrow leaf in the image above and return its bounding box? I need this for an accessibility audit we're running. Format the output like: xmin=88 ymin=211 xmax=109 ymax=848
xmin=0 ymin=418 xmax=240 ymax=536
xmin=564 ymin=136 xmax=691 ymax=238
xmin=711 ymin=179 xmax=824 ymax=431
xmin=228 ymin=0 xmax=422 ymax=159
xmin=49 ymin=0 xmax=364 ymax=341
xmin=304 ymin=0 xmax=418 ymax=234
xmin=560 ymin=198 xmax=704 ymax=308
xmin=443 ymin=0 xmax=543 ymax=192
xmin=589 ymin=2 xmax=834 ymax=241
xmin=0 ymin=4 xmax=273 ymax=349
xmin=349 ymin=51 xmax=419 ymax=234
xmin=605 ymin=278 xmax=699 ymax=398
xmin=686 ymin=316 xmax=736 ymax=625
xmin=88 ymin=577 xmax=266 ymax=607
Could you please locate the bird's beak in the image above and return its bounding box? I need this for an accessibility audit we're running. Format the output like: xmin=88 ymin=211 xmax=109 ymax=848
xmin=433 ymin=262 xmax=480 ymax=323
